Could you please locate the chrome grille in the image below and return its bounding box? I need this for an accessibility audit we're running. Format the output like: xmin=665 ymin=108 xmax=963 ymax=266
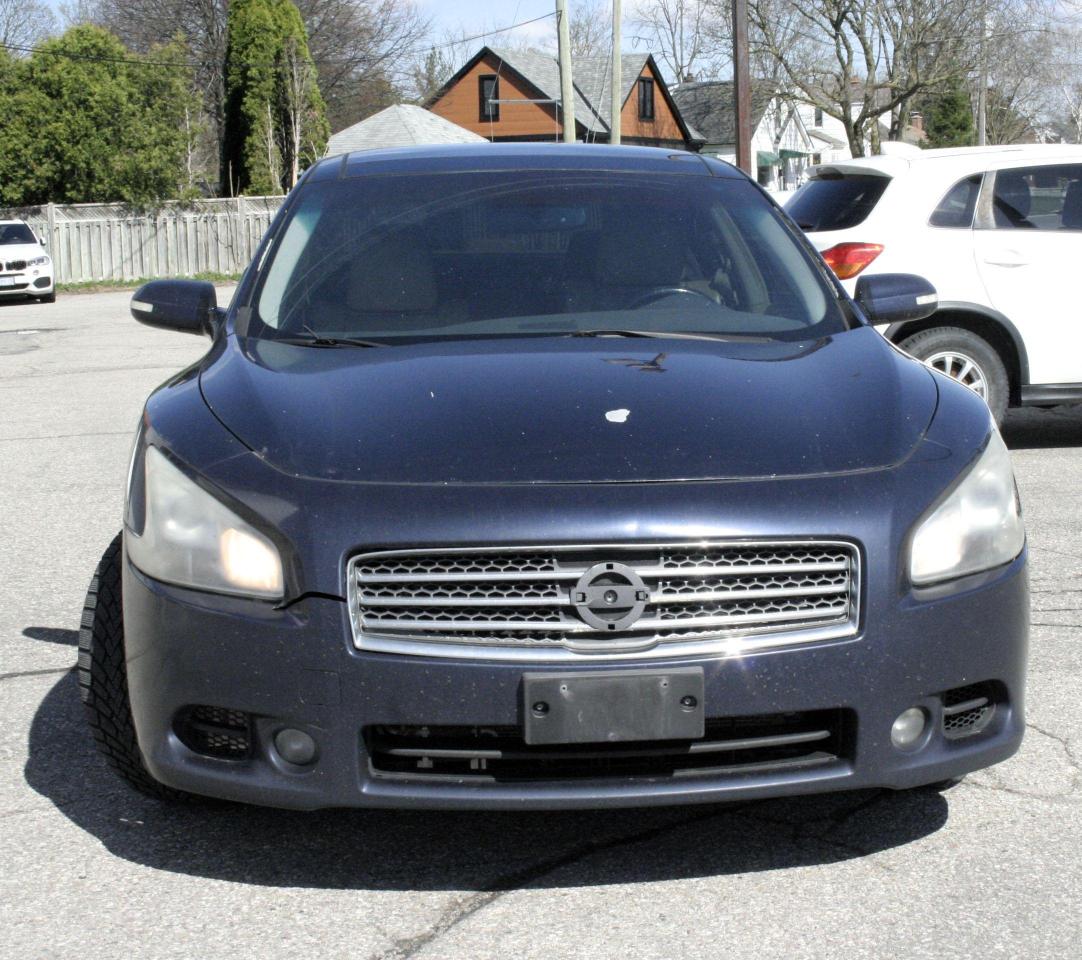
xmin=348 ymin=542 xmax=859 ymax=661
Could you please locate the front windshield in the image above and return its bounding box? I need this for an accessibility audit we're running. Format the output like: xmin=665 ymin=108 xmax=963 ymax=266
xmin=249 ymin=170 xmax=847 ymax=344
xmin=0 ymin=222 xmax=37 ymax=245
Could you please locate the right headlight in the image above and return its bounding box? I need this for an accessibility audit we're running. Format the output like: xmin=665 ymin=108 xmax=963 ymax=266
xmin=126 ymin=446 xmax=284 ymax=599
xmin=909 ymin=429 xmax=1024 ymax=585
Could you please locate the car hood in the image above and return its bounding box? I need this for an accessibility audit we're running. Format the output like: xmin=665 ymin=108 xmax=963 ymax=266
xmin=0 ymin=243 xmax=45 ymax=262
xmin=200 ymin=327 xmax=938 ymax=485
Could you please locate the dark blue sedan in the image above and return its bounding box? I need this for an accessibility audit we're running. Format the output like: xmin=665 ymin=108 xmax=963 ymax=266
xmin=79 ymin=145 xmax=1028 ymax=809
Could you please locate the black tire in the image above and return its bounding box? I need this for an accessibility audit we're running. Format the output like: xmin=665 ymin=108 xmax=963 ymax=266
xmin=78 ymin=533 xmax=184 ymax=800
xmin=899 ymin=326 xmax=1009 ymax=425
xmin=38 ymin=291 xmax=56 ymax=304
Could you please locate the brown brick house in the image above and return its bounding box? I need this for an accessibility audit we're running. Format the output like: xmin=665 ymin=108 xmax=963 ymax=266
xmin=425 ymin=46 xmax=696 ymax=149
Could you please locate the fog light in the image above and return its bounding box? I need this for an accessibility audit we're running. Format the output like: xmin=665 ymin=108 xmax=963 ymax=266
xmin=891 ymin=707 xmax=927 ymax=749
xmin=274 ymin=728 xmax=317 ymax=765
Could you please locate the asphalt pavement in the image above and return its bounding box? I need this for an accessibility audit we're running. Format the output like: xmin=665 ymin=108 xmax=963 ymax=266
xmin=1 ymin=290 xmax=1080 ymax=960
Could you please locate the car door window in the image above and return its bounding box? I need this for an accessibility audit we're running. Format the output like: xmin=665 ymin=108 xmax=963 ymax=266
xmin=991 ymin=164 xmax=1082 ymax=229
xmin=929 ymin=174 xmax=982 ymax=228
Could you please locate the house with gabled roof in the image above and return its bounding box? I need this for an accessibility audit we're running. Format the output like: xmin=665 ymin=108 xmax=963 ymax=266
xmin=424 ymin=46 xmax=697 ymax=150
xmin=671 ymin=80 xmax=815 ymax=191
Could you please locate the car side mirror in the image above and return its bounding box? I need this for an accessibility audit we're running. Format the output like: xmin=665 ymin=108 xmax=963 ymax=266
xmin=854 ymin=273 xmax=937 ymax=326
xmin=131 ymin=279 xmax=218 ymax=336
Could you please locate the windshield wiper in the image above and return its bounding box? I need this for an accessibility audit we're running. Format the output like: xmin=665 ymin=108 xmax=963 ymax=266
xmin=568 ymin=329 xmax=773 ymax=343
xmin=274 ymin=326 xmax=386 ymax=348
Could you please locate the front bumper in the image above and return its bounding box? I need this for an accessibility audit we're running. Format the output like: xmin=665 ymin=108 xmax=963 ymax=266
xmin=122 ymin=550 xmax=1028 ymax=810
xmin=0 ymin=270 xmax=53 ymax=297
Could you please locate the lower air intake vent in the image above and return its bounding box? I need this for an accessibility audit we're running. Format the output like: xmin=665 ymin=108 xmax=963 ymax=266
xmin=175 ymin=705 xmax=252 ymax=760
xmin=941 ymin=683 xmax=997 ymax=740
xmin=365 ymin=709 xmax=853 ymax=781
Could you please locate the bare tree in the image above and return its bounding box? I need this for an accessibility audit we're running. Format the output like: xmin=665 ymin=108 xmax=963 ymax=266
xmin=569 ymin=0 xmax=611 ymax=59
xmin=300 ymin=0 xmax=431 ymax=128
xmin=748 ymin=0 xmax=984 ymax=156
xmin=0 ymin=0 xmax=57 ymax=48
xmin=630 ymin=0 xmax=727 ymax=83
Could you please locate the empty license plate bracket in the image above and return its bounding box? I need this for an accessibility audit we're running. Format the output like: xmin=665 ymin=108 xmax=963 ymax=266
xmin=522 ymin=668 xmax=705 ymax=745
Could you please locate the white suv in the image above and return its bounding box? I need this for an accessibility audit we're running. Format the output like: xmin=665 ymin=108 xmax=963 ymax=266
xmin=786 ymin=145 xmax=1082 ymax=422
xmin=0 ymin=219 xmax=55 ymax=304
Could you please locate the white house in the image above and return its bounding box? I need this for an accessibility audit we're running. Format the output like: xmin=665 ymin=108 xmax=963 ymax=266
xmin=671 ymin=81 xmax=815 ymax=190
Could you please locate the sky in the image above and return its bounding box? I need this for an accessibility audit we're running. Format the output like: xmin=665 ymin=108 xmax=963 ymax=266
xmin=41 ymin=1 xmax=617 ymax=53
xmin=415 ymin=0 xmax=581 ymax=49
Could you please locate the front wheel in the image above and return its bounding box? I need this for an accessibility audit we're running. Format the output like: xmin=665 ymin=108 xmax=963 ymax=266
xmin=899 ymin=326 xmax=1009 ymax=425
xmin=37 ymin=291 xmax=56 ymax=304
xmin=78 ymin=533 xmax=185 ymax=800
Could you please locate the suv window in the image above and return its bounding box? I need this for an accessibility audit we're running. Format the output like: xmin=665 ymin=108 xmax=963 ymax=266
xmin=0 ymin=222 xmax=36 ymax=245
xmin=785 ymin=174 xmax=890 ymax=231
xmin=992 ymin=164 xmax=1082 ymax=230
xmin=930 ymin=174 xmax=981 ymax=228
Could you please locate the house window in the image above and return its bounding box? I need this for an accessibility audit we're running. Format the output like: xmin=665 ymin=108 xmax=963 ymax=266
xmin=479 ymin=74 xmax=499 ymax=122
xmin=814 ymin=106 xmax=823 ymax=126
xmin=638 ymin=78 xmax=655 ymax=121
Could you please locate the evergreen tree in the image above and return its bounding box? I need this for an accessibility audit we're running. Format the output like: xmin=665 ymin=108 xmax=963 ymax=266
xmin=223 ymin=0 xmax=328 ymax=196
xmin=923 ymin=80 xmax=976 ymax=148
xmin=0 ymin=26 xmax=197 ymax=206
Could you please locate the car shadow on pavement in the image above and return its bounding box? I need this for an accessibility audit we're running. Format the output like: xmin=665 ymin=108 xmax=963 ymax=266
xmin=25 ymin=670 xmax=950 ymax=891
xmin=1002 ymin=405 xmax=1082 ymax=449
xmin=22 ymin=627 xmax=78 ymax=646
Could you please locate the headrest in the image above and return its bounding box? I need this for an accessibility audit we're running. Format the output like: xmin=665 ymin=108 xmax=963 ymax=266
xmin=994 ymin=171 xmax=1031 ymax=225
xmin=1062 ymin=179 xmax=1082 ymax=230
xmin=348 ymin=232 xmax=438 ymax=313
xmin=595 ymin=221 xmax=686 ymax=287
xmin=564 ymin=231 xmax=601 ymax=279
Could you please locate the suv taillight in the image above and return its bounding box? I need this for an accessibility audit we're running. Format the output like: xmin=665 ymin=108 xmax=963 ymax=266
xmin=821 ymin=242 xmax=884 ymax=280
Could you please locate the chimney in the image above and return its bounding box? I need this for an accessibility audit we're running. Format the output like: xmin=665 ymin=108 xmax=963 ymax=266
xmin=910 ymin=112 xmax=925 ymax=135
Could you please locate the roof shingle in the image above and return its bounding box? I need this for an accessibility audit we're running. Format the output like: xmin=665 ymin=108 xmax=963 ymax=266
xmin=326 ymin=103 xmax=485 ymax=157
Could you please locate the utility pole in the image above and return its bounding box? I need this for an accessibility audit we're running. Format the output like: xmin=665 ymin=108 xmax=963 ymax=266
xmin=556 ymin=0 xmax=577 ymax=142
xmin=611 ymin=0 xmax=622 ymax=145
xmin=977 ymin=0 xmax=988 ymax=145
xmin=732 ymin=0 xmax=752 ymax=173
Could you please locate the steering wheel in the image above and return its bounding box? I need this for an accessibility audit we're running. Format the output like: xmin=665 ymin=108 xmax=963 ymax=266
xmin=627 ymin=286 xmax=718 ymax=309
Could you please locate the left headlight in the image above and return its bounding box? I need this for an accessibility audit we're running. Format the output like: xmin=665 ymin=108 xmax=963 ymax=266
xmin=27 ymin=255 xmax=50 ymax=267
xmin=909 ymin=429 xmax=1024 ymax=586
xmin=126 ymin=446 xmax=284 ymax=599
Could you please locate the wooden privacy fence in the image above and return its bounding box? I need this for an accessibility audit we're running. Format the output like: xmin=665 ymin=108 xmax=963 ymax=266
xmin=0 ymin=197 xmax=285 ymax=284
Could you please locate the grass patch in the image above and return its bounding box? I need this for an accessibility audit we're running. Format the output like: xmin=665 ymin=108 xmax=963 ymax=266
xmin=57 ymin=271 xmax=242 ymax=294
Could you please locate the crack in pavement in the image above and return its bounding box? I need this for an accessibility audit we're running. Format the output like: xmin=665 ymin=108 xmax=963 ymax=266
xmin=0 ymin=665 xmax=74 ymax=682
xmin=0 ymin=430 xmax=133 ymax=443
xmin=735 ymin=790 xmax=898 ymax=868
xmin=369 ymin=791 xmax=902 ymax=960
xmin=963 ymin=778 xmax=1081 ymax=803
xmin=1026 ymin=721 xmax=1081 ymax=773
xmin=366 ymin=803 xmax=756 ymax=960
xmin=1030 ymin=621 xmax=1082 ymax=629
xmin=965 ymin=723 xmax=1082 ymax=802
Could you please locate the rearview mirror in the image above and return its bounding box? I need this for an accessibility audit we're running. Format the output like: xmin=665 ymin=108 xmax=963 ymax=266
xmin=131 ymin=279 xmax=217 ymax=336
xmin=854 ymin=273 xmax=937 ymax=326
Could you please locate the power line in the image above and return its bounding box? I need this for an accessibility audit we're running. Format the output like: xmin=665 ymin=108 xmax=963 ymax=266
xmin=0 ymin=11 xmax=558 ymax=72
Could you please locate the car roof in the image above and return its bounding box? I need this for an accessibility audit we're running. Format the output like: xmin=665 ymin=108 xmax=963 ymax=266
xmin=307 ymin=142 xmax=746 ymax=181
xmin=814 ymin=144 xmax=1082 ymax=179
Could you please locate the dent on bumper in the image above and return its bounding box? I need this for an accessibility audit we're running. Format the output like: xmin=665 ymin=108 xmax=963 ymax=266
xmin=121 ymin=553 xmax=1028 ymax=810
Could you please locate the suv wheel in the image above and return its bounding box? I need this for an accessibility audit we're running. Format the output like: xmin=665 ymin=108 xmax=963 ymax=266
xmin=899 ymin=326 xmax=1009 ymax=424
xmin=78 ymin=533 xmax=185 ymax=800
